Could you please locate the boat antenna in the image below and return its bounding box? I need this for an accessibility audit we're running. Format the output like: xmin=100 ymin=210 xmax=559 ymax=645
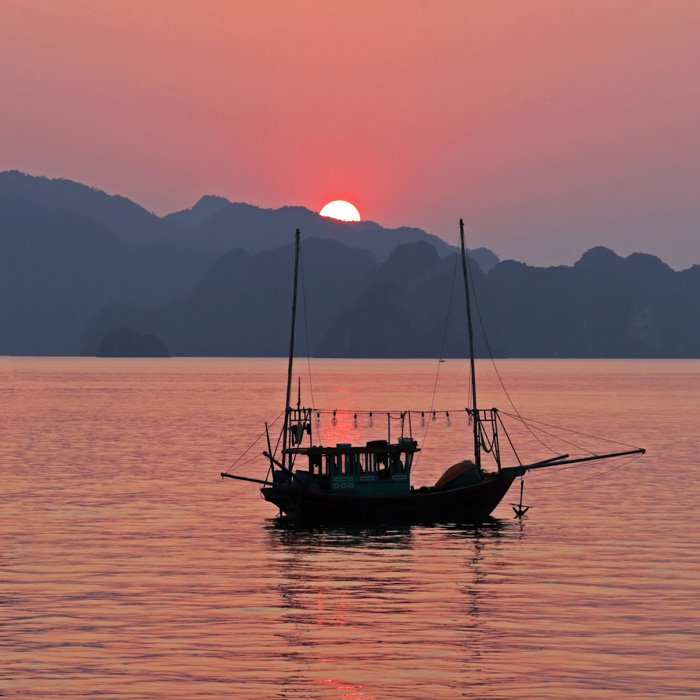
xmin=460 ymin=219 xmax=480 ymax=468
xmin=282 ymin=229 xmax=301 ymax=469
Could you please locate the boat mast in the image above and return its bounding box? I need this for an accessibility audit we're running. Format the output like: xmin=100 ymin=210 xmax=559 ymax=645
xmin=459 ymin=219 xmax=480 ymax=468
xmin=282 ymin=229 xmax=301 ymax=470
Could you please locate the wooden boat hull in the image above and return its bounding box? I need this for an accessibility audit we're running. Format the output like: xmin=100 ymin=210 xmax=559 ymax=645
xmin=261 ymin=472 xmax=516 ymax=523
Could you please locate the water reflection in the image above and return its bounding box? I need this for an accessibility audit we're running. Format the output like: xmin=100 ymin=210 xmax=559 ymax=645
xmin=425 ymin=518 xmax=506 ymax=540
xmin=267 ymin=519 xmax=510 ymax=698
xmin=266 ymin=517 xmax=507 ymax=548
xmin=266 ymin=519 xmax=416 ymax=550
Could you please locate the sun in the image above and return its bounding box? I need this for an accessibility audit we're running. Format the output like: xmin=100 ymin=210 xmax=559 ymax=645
xmin=319 ymin=200 xmax=361 ymax=222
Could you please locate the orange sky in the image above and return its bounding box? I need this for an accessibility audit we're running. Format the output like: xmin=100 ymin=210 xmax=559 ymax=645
xmin=1 ymin=0 xmax=699 ymax=267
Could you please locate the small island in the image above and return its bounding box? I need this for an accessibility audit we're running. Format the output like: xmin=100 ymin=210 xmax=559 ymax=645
xmin=96 ymin=327 xmax=171 ymax=358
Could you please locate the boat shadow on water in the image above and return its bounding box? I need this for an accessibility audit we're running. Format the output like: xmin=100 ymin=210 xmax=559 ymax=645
xmin=264 ymin=514 xmax=511 ymax=687
xmin=265 ymin=516 xmax=508 ymax=550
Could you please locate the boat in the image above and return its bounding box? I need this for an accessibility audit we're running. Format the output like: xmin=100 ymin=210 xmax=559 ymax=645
xmin=221 ymin=222 xmax=645 ymax=522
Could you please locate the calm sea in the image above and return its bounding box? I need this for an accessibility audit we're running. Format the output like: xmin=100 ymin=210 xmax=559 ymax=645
xmin=2 ymin=357 xmax=699 ymax=699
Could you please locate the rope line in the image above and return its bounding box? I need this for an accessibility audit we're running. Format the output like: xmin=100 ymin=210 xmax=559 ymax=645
xmin=530 ymin=452 xmax=644 ymax=487
xmin=223 ymin=409 xmax=285 ymax=474
xmin=503 ymin=415 xmax=598 ymax=456
xmin=463 ymin=241 xmax=559 ymax=456
xmin=298 ymin=247 xmax=317 ymax=412
xmin=499 ymin=411 xmax=642 ymax=450
xmin=415 ymin=250 xmax=460 ymax=471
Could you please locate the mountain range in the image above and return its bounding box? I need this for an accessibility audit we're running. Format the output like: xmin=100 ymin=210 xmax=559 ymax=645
xmin=82 ymin=239 xmax=700 ymax=359
xmin=1 ymin=170 xmax=698 ymax=358
xmin=0 ymin=171 xmax=472 ymax=354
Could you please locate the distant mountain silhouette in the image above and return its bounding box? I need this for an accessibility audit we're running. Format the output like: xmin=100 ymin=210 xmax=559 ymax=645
xmin=0 ymin=170 xmax=164 ymax=247
xmin=3 ymin=170 xmax=696 ymax=357
xmin=469 ymin=247 xmax=499 ymax=273
xmin=96 ymin=327 xmax=170 ymax=357
xmin=0 ymin=194 xmax=128 ymax=354
xmin=0 ymin=171 xmax=464 ymax=263
xmin=1 ymin=171 xmax=477 ymax=354
xmin=162 ymin=198 xmax=455 ymax=262
xmin=83 ymin=239 xmax=376 ymax=356
xmin=162 ymin=195 xmax=230 ymax=228
xmin=0 ymin=189 xmax=211 ymax=354
xmin=83 ymin=242 xmax=700 ymax=358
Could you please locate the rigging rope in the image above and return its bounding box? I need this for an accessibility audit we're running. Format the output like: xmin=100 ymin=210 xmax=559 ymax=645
xmin=414 ymin=249 xmax=461 ymax=471
xmin=499 ymin=411 xmax=643 ymax=450
xmin=223 ymin=409 xmax=285 ymax=475
xmin=298 ymin=247 xmax=317 ymax=413
xmin=528 ymin=452 xmax=645 ymax=487
xmin=504 ymin=414 xmax=598 ymax=456
xmin=463 ymin=243 xmax=559 ymax=456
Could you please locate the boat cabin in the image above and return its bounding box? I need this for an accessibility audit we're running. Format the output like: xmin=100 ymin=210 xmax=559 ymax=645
xmin=284 ymin=438 xmax=419 ymax=496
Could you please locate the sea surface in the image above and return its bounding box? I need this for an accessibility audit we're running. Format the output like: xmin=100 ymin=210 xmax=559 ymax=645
xmin=2 ymin=357 xmax=699 ymax=699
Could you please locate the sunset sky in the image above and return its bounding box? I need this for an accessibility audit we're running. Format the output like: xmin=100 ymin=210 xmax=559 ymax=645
xmin=1 ymin=0 xmax=698 ymax=267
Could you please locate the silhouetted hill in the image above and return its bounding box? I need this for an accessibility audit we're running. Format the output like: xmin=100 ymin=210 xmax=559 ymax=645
xmin=0 ymin=188 xmax=212 ymax=354
xmin=0 ymin=172 xmax=485 ymax=354
xmin=0 ymin=195 xmax=130 ymax=354
xmin=469 ymin=247 xmax=499 ymax=273
xmin=315 ymin=241 xmax=449 ymax=357
xmin=2 ymin=170 xmax=695 ymax=357
xmin=458 ymin=248 xmax=697 ymax=358
xmin=161 ymin=199 xmax=455 ymax=262
xmin=0 ymin=170 xmax=165 ymax=247
xmin=82 ymin=238 xmax=375 ymax=356
xmin=162 ymin=195 xmax=231 ymax=227
xmin=1 ymin=171 xmax=463 ymax=265
xmin=83 ymin=243 xmax=700 ymax=358
xmin=96 ymin=327 xmax=170 ymax=357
